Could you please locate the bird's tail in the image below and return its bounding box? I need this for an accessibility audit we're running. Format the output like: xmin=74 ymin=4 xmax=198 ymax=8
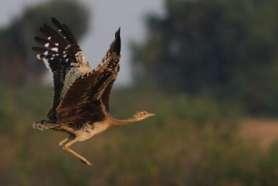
xmin=32 ymin=120 xmax=59 ymax=131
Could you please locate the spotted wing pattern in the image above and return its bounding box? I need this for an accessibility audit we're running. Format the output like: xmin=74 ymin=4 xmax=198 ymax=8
xmin=32 ymin=18 xmax=90 ymax=121
xmin=56 ymin=71 xmax=113 ymax=128
xmin=56 ymin=29 xmax=121 ymax=127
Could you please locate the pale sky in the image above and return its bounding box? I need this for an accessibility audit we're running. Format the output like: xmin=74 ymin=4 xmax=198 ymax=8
xmin=0 ymin=0 xmax=164 ymax=86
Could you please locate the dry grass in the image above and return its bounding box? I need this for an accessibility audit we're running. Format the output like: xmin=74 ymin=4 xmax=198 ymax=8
xmin=240 ymin=118 xmax=278 ymax=150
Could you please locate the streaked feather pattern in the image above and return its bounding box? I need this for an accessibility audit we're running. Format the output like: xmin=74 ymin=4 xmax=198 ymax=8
xmin=32 ymin=19 xmax=155 ymax=166
xmin=32 ymin=18 xmax=91 ymax=121
xmin=33 ymin=18 xmax=121 ymax=128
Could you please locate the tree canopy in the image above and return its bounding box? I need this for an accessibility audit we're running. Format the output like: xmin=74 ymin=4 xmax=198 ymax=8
xmin=131 ymin=0 xmax=278 ymax=115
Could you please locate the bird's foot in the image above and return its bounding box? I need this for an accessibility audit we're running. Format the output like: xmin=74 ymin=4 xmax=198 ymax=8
xmin=81 ymin=158 xmax=92 ymax=166
xmin=59 ymin=140 xmax=65 ymax=146
xmin=32 ymin=120 xmax=57 ymax=131
xmin=33 ymin=121 xmax=46 ymax=131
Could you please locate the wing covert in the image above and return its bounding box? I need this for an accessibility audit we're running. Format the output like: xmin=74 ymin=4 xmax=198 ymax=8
xmin=56 ymin=71 xmax=115 ymax=126
xmin=32 ymin=18 xmax=90 ymax=121
xmin=96 ymin=28 xmax=121 ymax=111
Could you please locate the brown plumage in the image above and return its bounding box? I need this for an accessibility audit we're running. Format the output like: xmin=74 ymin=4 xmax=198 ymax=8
xmin=32 ymin=18 xmax=154 ymax=166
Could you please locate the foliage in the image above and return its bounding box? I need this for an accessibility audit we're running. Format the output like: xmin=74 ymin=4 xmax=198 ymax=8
xmin=131 ymin=0 xmax=278 ymax=115
xmin=0 ymin=83 xmax=278 ymax=185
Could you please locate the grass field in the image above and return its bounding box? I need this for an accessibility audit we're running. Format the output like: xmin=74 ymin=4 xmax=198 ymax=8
xmin=240 ymin=118 xmax=278 ymax=150
xmin=0 ymin=85 xmax=278 ymax=185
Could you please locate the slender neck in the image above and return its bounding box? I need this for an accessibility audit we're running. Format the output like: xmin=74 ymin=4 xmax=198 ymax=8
xmin=109 ymin=116 xmax=139 ymax=126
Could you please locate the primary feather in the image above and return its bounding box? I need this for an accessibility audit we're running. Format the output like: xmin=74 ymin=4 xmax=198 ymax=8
xmin=32 ymin=18 xmax=154 ymax=166
xmin=33 ymin=18 xmax=121 ymax=126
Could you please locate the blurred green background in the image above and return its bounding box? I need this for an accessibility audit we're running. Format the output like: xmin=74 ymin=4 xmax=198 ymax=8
xmin=1 ymin=0 xmax=278 ymax=185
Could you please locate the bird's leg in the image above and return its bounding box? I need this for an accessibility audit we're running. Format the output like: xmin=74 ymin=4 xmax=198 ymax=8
xmin=59 ymin=137 xmax=69 ymax=146
xmin=59 ymin=134 xmax=74 ymax=146
xmin=62 ymin=138 xmax=92 ymax=166
xmin=60 ymin=125 xmax=76 ymax=134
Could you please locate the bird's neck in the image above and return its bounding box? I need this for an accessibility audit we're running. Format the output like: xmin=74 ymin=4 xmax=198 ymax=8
xmin=109 ymin=116 xmax=139 ymax=126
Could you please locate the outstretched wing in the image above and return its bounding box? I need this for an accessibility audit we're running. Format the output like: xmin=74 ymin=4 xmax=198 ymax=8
xmin=96 ymin=28 xmax=121 ymax=111
xmin=56 ymin=71 xmax=116 ymax=127
xmin=56 ymin=29 xmax=121 ymax=127
xmin=32 ymin=18 xmax=90 ymax=121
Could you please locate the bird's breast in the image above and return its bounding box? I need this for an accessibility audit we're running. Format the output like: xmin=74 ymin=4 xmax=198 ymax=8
xmin=75 ymin=121 xmax=110 ymax=142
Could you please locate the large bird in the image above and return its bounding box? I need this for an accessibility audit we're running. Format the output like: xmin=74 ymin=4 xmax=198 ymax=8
xmin=32 ymin=18 xmax=154 ymax=166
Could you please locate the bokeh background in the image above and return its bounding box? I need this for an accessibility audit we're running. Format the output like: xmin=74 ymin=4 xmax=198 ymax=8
xmin=1 ymin=0 xmax=278 ymax=185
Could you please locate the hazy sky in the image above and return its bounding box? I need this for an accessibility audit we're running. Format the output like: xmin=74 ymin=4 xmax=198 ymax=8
xmin=0 ymin=0 xmax=164 ymax=85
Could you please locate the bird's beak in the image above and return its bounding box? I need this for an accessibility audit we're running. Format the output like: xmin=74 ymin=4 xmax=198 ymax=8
xmin=148 ymin=113 xmax=155 ymax=117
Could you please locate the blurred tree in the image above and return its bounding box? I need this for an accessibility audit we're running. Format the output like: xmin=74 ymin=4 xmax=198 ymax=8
xmin=131 ymin=0 xmax=278 ymax=115
xmin=0 ymin=0 xmax=90 ymax=85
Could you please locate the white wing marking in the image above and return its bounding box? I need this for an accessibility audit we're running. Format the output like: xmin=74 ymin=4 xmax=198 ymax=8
xmin=42 ymin=58 xmax=51 ymax=72
xmin=60 ymin=66 xmax=92 ymax=99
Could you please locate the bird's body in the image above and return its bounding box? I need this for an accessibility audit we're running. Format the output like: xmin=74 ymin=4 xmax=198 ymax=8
xmin=32 ymin=18 xmax=154 ymax=166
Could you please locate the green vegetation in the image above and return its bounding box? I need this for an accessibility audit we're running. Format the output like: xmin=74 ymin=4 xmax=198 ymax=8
xmin=0 ymin=83 xmax=277 ymax=186
xmin=0 ymin=0 xmax=278 ymax=185
xmin=131 ymin=0 xmax=278 ymax=115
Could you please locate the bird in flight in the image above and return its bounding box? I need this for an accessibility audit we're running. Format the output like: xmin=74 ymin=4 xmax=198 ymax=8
xmin=32 ymin=18 xmax=155 ymax=166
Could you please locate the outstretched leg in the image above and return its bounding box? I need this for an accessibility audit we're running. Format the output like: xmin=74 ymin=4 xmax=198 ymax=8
xmin=62 ymin=138 xmax=92 ymax=166
xmin=58 ymin=134 xmax=75 ymax=146
xmin=59 ymin=137 xmax=69 ymax=146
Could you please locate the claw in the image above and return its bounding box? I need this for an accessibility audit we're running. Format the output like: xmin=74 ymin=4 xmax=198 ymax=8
xmin=32 ymin=122 xmax=45 ymax=131
xmin=81 ymin=159 xmax=92 ymax=166
xmin=32 ymin=120 xmax=58 ymax=131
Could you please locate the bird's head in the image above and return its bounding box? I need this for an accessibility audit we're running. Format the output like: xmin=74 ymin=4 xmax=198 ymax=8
xmin=133 ymin=111 xmax=155 ymax=121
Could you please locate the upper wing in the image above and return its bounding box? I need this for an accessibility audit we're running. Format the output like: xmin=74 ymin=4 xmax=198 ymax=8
xmin=32 ymin=18 xmax=90 ymax=121
xmin=96 ymin=28 xmax=121 ymax=111
xmin=56 ymin=71 xmax=115 ymax=127
xmin=56 ymin=29 xmax=121 ymax=126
